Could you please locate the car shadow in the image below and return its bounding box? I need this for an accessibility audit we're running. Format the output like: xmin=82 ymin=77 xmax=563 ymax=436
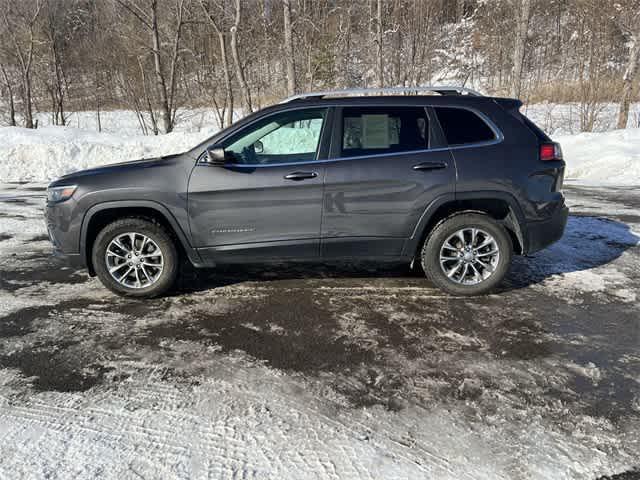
xmin=503 ymin=215 xmax=639 ymax=291
xmin=173 ymin=215 xmax=639 ymax=295
xmin=172 ymin=260 xmax=423 ymax=295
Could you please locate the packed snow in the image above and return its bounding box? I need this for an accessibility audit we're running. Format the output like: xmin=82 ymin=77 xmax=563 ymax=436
xmin=0 ymin=106 xmax=639 ymax=184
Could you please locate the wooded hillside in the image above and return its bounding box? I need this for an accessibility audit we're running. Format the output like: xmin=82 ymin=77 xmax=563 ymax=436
xmin=1 ymin=0 xmax=639 ymax=133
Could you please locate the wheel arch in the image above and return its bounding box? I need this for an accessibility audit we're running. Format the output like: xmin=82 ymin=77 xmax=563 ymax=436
xmin=80 ymin=201 xmax=202 ymax=276
xmin=405 ymin=192 xmax=526 ymax=261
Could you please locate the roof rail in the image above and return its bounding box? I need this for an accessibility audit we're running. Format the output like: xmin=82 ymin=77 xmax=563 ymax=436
xmin=280 ymin=86 xmax=483 ymax=103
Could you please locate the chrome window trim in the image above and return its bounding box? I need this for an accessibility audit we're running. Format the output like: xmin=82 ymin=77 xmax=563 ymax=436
xmin=199 ymin=104 xmax=504 ymax=169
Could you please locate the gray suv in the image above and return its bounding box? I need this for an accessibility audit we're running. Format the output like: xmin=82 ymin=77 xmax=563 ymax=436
xmin=45 ymin=86 xmax=568 ymax=297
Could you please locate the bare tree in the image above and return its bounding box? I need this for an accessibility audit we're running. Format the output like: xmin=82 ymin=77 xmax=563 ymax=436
xmin=43 ymin=0 xmax=69 ymax=126
xmin=230 ymin=0 xmax=252 ymax=113
xmin=283 ymin=0 xmax=296 ymax=96
xmin=2 ymin=0 xmax=44 ymax=128
xmin=0 ymin=0 xmax=637 ymax=134
xmin=510 ymin=0 xmax=531 ymax=98
xmin=614 ymin=2 xmax=640 ymax=129
xmin=115 ymin=0 xmax=188 ymax=133
xmin=375 ymin=0 xmax=383 ymax=87
xmin=0 ymin=64 xmax=17 ymax=126
xmin=200 ymin=0 xmax=234 ymax=127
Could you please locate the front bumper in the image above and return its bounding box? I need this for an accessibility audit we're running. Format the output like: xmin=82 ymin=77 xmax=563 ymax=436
xmin=46 ymin=223 xmax=86 ymax=268
xmin=45 ymin=197 xmax=85 ymax=266
xmin=523 ymin=204 xmax=569 ymax=254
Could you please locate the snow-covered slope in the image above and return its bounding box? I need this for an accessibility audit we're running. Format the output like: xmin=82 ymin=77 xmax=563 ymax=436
xmin=558 ymin=129 xmax=640 ymax=185
xmin=0 ymin=124 xmax=639 ymax=184
xmin=0 ymin=127 xmax=212 ymax=182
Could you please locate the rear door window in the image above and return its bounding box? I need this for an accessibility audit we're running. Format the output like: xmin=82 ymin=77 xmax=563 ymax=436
xmin=434 ymin=107 xmax=496 ymax=146
xmin=341 ymin=106 xmax=429 ymax=158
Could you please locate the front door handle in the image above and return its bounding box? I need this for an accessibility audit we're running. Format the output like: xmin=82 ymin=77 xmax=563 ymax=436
xmin=412 ymin=161 xmax=447 ymax=171
xmin=284 ymin=171 xmax=318 ymax=181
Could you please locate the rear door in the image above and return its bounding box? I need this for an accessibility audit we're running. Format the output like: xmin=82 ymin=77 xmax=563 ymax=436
xmin=321 ymin=105 xmax=455 ymax=258
xmin=188 ymin=107 xmax=331 ymax=263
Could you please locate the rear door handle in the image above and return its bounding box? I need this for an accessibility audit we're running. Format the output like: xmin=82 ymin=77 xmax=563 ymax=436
xmin=284 ymin=171 xmax=318 ymax=181
xmin=412 ymin=161 xmax=447 ymax=171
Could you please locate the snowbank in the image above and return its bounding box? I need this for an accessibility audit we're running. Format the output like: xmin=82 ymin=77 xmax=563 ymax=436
xmin=558 ymin=128 xmax=640 ymax=185
xmin=0 ymin=126 xmax=212 ymax=182
xmin=0 ymin=124 xmax=639 ymax=184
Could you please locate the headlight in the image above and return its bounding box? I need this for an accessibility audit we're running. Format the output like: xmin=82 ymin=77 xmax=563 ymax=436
xmin=47 ymin=185 xmax=77 ymax=203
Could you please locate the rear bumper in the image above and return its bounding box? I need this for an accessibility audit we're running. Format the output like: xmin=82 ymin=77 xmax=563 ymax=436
xmin=523 ymin=204 xmax=569 ymax=254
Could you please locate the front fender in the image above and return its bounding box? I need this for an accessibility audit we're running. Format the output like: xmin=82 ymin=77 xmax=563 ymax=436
xmin=79 ymin=200 xmax=204 ymax=272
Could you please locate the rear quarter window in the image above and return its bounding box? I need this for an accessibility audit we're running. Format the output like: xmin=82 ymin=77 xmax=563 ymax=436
xmin=434 ymin=107 xmax=496 ymax=146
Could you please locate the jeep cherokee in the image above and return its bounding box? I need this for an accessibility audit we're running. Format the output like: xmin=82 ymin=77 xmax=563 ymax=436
xmin=45 ymin=86 xmax=568 ymax=297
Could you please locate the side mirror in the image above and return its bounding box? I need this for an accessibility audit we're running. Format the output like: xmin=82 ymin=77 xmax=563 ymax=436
xmin=253 ymin=140 xmax=264 ymax=154
xmin=204 ymin=146 xmax=227 ymax=166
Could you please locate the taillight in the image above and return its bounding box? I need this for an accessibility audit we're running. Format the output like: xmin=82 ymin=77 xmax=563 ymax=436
xmin=540 ymin=142 xmax=563 ymax=161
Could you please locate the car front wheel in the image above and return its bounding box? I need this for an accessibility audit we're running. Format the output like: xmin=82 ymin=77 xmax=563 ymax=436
xmin=92 ymin=218 xmax=178 ymax=297
xmin=421 ymin=213 xmax=513 ymax=296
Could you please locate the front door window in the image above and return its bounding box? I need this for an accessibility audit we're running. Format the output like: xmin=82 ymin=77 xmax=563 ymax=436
xmin=223 ymin=108 xmax=327 ymax=165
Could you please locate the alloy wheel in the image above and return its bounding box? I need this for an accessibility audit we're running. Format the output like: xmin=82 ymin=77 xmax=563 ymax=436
xmin=439 ymin=227 xmax=500 ymax=285
xmin=105 ymin=232 xmax=164 ymax=289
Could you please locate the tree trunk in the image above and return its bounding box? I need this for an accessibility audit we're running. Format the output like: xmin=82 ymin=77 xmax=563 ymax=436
xmin=283 ymin=0 xmax=296 ymax=96
xmin=22 ymin=75 xmax=34 ymax=129
xmin=200 ymin=0 xmax=234 ymax=127
xmin=231 ymin=0 xmax=252 ymax=114
xmin=376 ymin=0 xmax=383 ymax=87
xmin=150 ymin=0 xmax=172 ymax=133
xmin=510 ymin=0 xmax=531 ymax=99
xmin=617 ymin=34 xmax=640 ymax=129
xmin=167 ymin=0 xmax=186 ymax=126
xmin=456 ymin=0 xmax=465 ymax=22
xmin=0 ymin=66 xmax=16 ymax=126
xmin=218 ymin=32 xmax=234 ymax=127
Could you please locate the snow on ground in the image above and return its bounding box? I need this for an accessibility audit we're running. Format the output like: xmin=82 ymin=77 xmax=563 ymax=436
xmin=0 ymin=124 xmax=639 ymax=185
xmin=557 ymin=129 xmax=640 ymax=185
xmin=0 ymin=184 xmax=639 ymax=478
xmin=0 ymin=126 xmax=212 ymax=183
xmin=1 ymin=105 xmax=639 ymax=184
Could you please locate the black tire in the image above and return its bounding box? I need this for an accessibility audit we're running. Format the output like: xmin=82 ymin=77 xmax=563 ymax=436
xmin=420 ymin=213 xmax=512 ymax=296
xmin=92 ymin=218 xmax=178 ymax=297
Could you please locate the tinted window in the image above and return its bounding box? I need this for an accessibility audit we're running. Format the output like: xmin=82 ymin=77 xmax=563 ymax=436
xmin=341 ymin=107 xmax=429 ymax=157
xmin=434 ymin=107 xmax=495 ymax=146
xmin=223 ymin=108 xmax=326 ymax=165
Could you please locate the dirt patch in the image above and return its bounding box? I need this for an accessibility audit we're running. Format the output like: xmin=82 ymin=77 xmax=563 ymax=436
xmin=0 ymin=263 xmax=87 ymax=291
xmin=28 ymin=234 xmax=50 ymax=242
xmin=0 ymin=342 xmax=112 ymax=392
xmin=489 ymin=317 xmax=553 ymax=360
xmin=597 ymin=468 xmax=640 ymax=480
xmin=0 ymin=212 xmax=26 ymax=220
xmin=0 ymin=298 xmax=103 ymax=338
xmin=141 ymin=292 xmax=376 ymax=374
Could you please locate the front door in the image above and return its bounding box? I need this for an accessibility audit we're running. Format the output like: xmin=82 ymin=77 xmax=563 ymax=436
xmin=322 ymin=105 xmax=455 ymax=258
xmin=188 ymin=107 xmax=330 ymax=263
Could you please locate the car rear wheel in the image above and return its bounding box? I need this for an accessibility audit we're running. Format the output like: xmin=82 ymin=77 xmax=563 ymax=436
xmin=421 ymin=213 xmax=512 ymax=296
xmin=92 ymin=218 xmax=178 ymax=297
